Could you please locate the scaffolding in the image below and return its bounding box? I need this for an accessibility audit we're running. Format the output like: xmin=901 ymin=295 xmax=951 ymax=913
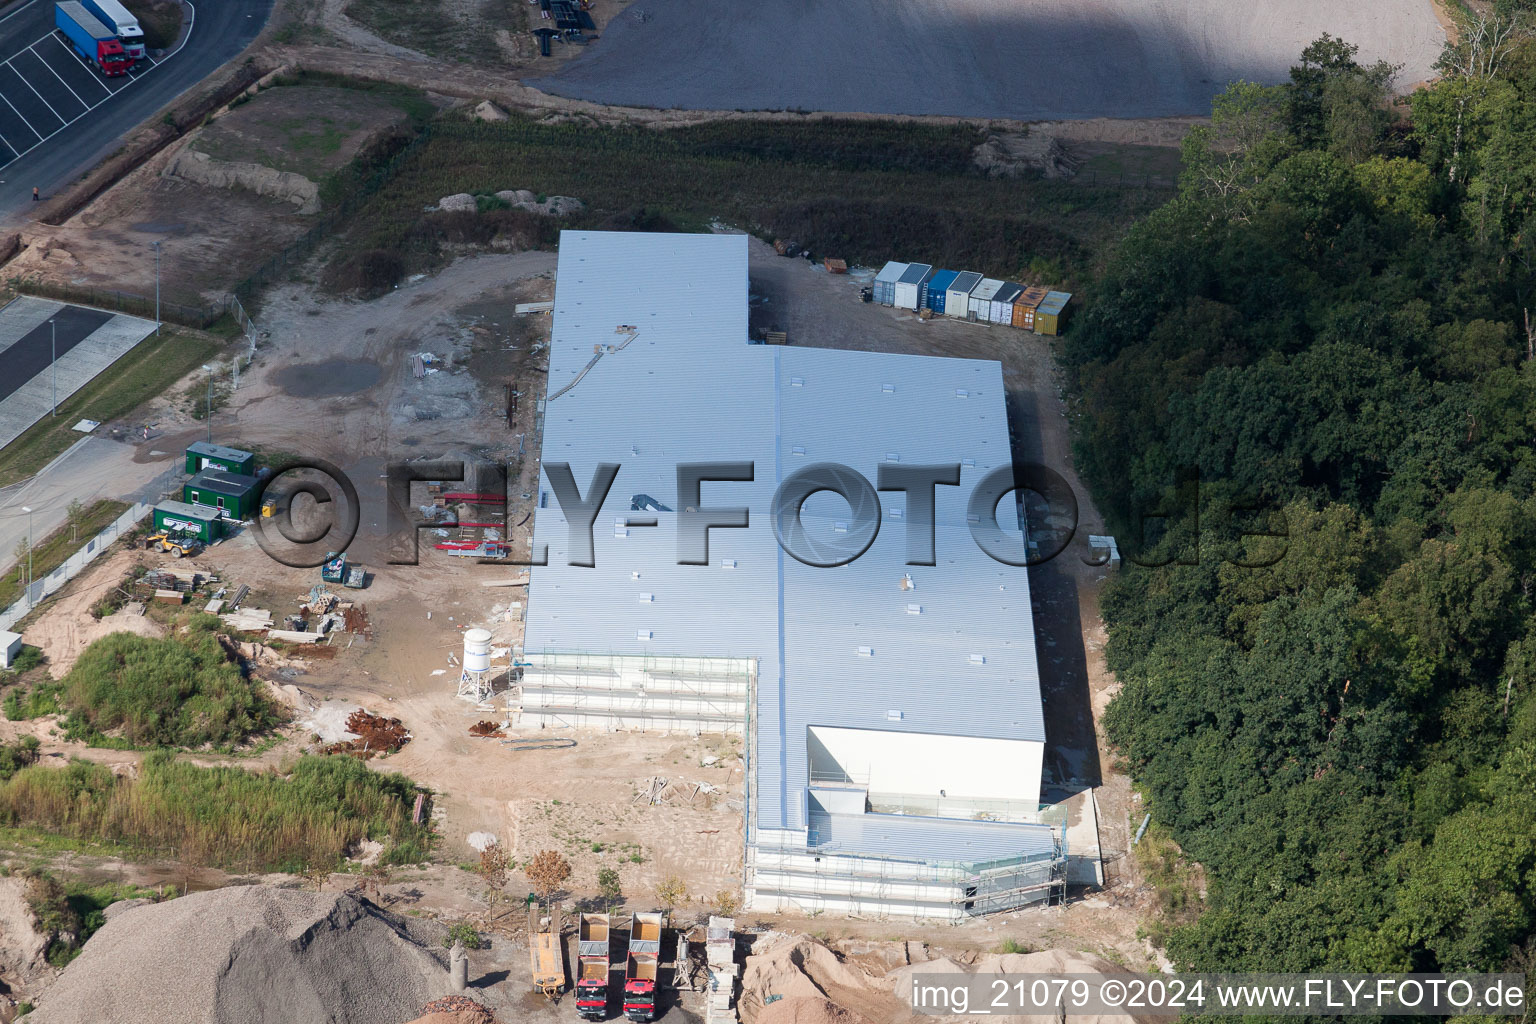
xmin=519 ymin=651 xmax=754 ymax=734
xmin=746 ymin=831 xmax=1067 ymax=921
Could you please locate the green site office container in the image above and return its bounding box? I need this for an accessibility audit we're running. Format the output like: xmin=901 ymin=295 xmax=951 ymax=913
xmin=184 ymin=442 xmax=256 ymax=476
xmin=152 ymin=501 xmax=224 ymax=543
xmin=183 ymin=468 xmax=261 ymax=520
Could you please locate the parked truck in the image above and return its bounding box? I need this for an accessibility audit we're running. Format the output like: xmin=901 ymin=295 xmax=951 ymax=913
xmin=623 ymin=912 xmax=664 ymax=1022
xmin=576 ymin=913 xmax=612 ymax=1020
xmin=55 ymin=1 xmax=131 ymax=76
xmin=76 ymin=0 xmax=146 ymax=60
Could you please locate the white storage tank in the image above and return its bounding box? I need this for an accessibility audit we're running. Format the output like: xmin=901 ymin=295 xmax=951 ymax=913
xmin=463 ymin=628 xmax=493 ymax=673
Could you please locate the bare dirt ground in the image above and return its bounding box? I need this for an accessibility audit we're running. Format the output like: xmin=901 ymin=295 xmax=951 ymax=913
xmin=531 ymin=0 xmax=1445 ymax=120
xmin=5 ymin=81 xmax=424 ymax=306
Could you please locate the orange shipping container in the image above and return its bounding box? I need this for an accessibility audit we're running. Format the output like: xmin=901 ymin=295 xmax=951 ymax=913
xmin=1012 ymin=286 xmax=1050 ymax=329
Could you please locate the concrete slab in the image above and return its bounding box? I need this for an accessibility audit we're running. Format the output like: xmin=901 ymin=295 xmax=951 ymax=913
xmin=0 ymin=308 xmax=157 ymax=450
xmin=0 ymin=296 xmax=65 ymax=358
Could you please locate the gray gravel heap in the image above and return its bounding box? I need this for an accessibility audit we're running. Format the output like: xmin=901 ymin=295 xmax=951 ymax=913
xmin=29 ymin=886 xmax=451 ymax=1024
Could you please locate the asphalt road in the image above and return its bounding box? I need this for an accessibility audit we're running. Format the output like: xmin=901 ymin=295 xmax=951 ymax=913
xmin=0 ymin=0 xmax=275 ymax=223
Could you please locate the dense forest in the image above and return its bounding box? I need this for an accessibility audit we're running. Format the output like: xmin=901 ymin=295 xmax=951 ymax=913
xmin=1071 ymin=23 xmax=1536 ymax=974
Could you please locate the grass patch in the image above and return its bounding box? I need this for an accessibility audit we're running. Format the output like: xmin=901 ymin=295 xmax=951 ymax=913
xmin=3 ymin=682 xmax=62 ymax=721
xmin=52 ymin=614 xmax=277 ymax=750
xmin=0 ymin=329 xmax=223 ymax=489
xmin=324 ymin=115 xmax=1168 ymax=292
xmin=0 ymin=752 xmax=431 ymax=873
xmin=0 ymin=500 xmax=128 ymax=610
xmin=120 ymin=0 xmax=183 ymax=48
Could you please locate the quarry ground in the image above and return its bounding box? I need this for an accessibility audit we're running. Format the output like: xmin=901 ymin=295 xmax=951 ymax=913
xmin=532 ymin=0 xmax=1445 ymax=119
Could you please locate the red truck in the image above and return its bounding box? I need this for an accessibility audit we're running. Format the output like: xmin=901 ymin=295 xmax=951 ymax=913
xmin=577 ymin=912 xmax=611 ymax=1020
xmin=622 ymin=911 xmax=664 ymax=1022
xmin=55 ymin=1 xmax=130 ymax=76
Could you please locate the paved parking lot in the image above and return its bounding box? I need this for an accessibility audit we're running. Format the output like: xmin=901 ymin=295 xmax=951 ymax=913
xmin=0 ymin=29 xmax=174 ymax=172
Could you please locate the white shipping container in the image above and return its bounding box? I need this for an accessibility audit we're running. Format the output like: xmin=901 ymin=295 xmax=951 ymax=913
xmin=893 ymin=263 xmax=934 ymax=310
xmin=967 ymin=279 xmax=1004 ymax=322
xmin=945 ymin=272 xmax=984 ymax=318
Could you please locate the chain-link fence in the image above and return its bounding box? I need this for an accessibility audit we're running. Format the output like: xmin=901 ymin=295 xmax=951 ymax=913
xmin=0 ymin=501 xmax=156 ymax=632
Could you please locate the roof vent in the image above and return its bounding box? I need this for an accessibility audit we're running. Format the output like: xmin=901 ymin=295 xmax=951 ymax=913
xmin=889 ymin=507 xmax=904 ymax=519
xmin=638 ymin=593 xmax=654 ymax=603
xmin=969 ymin=654 xmax=986 ymax=665
xmin=631 ymin=571 xmax=642 ymax=579
xmin=790 ymin=376 xmax=805 ymax=387
xmin=857 ymin=646 xmax=874 ymax=658
xmin=961 ymin=458 xmax=975 ymax=468
xmin=833 ymin=521 xmax=848 ymax=533
xmin=722 ymin=558 xmax=737 ymax=569
xmin=886 ymin=710 xmax=903 ymax=721
xmin=885 ymin=452 xmax=900 ymax=463
xmin=792 ymin=445 xmax=806 ymax=456
xmin=956 ymin=388 xmax=970 ymax=398
xmin=906 ymin=603 xmax=922 ymax=615
xmin=881 ymin=383 xmax=895 ymax=393
xmin=637 ymin=629 xmax=653 ymax=640
xmin=900 ymin=574 xmax=915 ymax=591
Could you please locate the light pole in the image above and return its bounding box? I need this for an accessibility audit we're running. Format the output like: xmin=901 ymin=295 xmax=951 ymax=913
xmin=49 ymin=318 xmax=56 ymax=417
xmin=152 ymin=240 xmax=162 ymax=336
xmin=21 ymin=506 xmax=31 ymax=593
xmin=201 ymin=364 xmax=213 ymax=443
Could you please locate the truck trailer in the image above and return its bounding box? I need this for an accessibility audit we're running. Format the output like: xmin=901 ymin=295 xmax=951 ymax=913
xmin=55 ymin=2 xmax=130 ymax=76
xmin=623 ymin=911 xmax=664 ymax=1022
xmin=577 ymin=913 xmax=612 ymax=1020
xmin=76 ymin=0 xmax=146 ymax=59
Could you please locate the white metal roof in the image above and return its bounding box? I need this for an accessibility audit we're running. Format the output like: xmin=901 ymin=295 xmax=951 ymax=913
xmin=526 ymin=231 xmax=1045 ymax=841
xmin=874 ymin=261 xmax=909 ymax=284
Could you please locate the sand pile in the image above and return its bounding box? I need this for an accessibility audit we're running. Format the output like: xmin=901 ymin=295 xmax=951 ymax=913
xmin=27 ymin=886 xmax=451 ymax=1024
xmin=742 ymin=934 xmax=1152 ymax=1024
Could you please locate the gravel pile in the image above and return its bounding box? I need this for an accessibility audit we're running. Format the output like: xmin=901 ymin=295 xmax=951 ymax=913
xmin=28 ymin=886 xmax=451 ymax=1024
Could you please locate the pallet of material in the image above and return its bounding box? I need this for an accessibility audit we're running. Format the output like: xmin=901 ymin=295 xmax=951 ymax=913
xmin=268 ymin=629 xmax=323 ymax=643
xmin=203 ymin=599 xmax=225 ymax=614
xmin=154 ymin=589 xmax=185 ymax=604
xmin=824 ymin=258 xmax=847 ymax=274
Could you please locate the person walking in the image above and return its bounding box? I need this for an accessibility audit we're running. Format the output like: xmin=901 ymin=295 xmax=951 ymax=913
xmin=31 ymin=187 xmax=39 ymax=202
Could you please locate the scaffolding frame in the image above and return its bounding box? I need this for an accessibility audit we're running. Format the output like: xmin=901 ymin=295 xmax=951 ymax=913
xmin=520 ymin=650 xmax=755 ymax=733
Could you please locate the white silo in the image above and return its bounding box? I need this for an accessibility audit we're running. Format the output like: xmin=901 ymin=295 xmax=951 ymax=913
xmin=456 ymin=627 xmax=499 ymax=703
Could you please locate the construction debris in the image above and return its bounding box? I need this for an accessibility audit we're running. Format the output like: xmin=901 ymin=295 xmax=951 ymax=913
xmin=408 ymin=995 xmax=496 ymax=1024
xmin=468 ymin=721 xmax=506 ymax=738
xmin=325 ymin=710 xmax=411 ymax=759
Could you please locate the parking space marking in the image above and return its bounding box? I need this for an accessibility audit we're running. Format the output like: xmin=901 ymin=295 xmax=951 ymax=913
xmin=14 ymin=64 xmax=67 ymax=123
xmin=0 ymin=89 xmax=41 ymax=143
xmin=0 ymin=3 xmax=194 ymax=173
xmin=48 ymin=36 xmax=112 ymax=100
xmin=31 ymin=44 xmax=92 ymax=108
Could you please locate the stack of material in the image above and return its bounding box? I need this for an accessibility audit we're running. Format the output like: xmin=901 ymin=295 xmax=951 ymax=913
xmin=707 ymin=916 xmax=739 ymax=1024
xmin=221 ymin=607 xmax=274 ymax=633
xmin=24 ymin=886 xmax=451 ymax=1024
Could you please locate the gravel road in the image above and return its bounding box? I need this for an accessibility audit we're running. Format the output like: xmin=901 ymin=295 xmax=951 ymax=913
xmin=531 ymin=0 xmax=1445 ymax=120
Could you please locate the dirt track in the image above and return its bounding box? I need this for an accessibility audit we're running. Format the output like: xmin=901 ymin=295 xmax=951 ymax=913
xmin=532 ymin=0 xmax=1445 ymax=119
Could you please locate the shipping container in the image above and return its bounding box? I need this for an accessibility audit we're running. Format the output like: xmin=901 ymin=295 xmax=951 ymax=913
xmin=872 ymin=262 xmax=908 ymax=306
xmin=152 ymin=501 xmax=224 ymax=543
xmin=990 ymin=283 xmax=1023 ymax=325
xmin=184 ymin=468 xmax=261 ymax=519
xmin=944 ymin=272 xmax=983 ymax=318
xmin=967 ymin=279 xmax=1004 ymax=322
xmin=184 ymin=441 xmax=256 ymax=476
xmin=1033 ymin=291 xmax=1073 ymax=335
xmin=924 ymin=270 xmax=960 ymax=313
xmin=893 ymin=263 xmax=934 ymax=310
xmin=1011 ymin=286 xmax=1050 ymax=330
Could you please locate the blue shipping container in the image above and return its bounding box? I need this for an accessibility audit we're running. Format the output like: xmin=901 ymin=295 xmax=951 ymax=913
xmin=873 ymin=261 xmax=908 ymax=306
xmin=925 ymin=270 xmax=959 ymax=313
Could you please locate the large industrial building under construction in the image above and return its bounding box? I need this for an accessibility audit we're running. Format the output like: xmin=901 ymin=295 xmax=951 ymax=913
xmin=521 ymin=231 xmax=1064 ymax=920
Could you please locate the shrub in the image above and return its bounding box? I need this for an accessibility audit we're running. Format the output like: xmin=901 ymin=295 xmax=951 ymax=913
xmin=445 ymin=921 xmax=483 ymax=949
xmin=0 ymin=753 xmax=430 ymax=873
xmin=58 ymin=627 xmax=275 ymax=749
xmin=3 ymin=683 xmax=62 ymax=722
